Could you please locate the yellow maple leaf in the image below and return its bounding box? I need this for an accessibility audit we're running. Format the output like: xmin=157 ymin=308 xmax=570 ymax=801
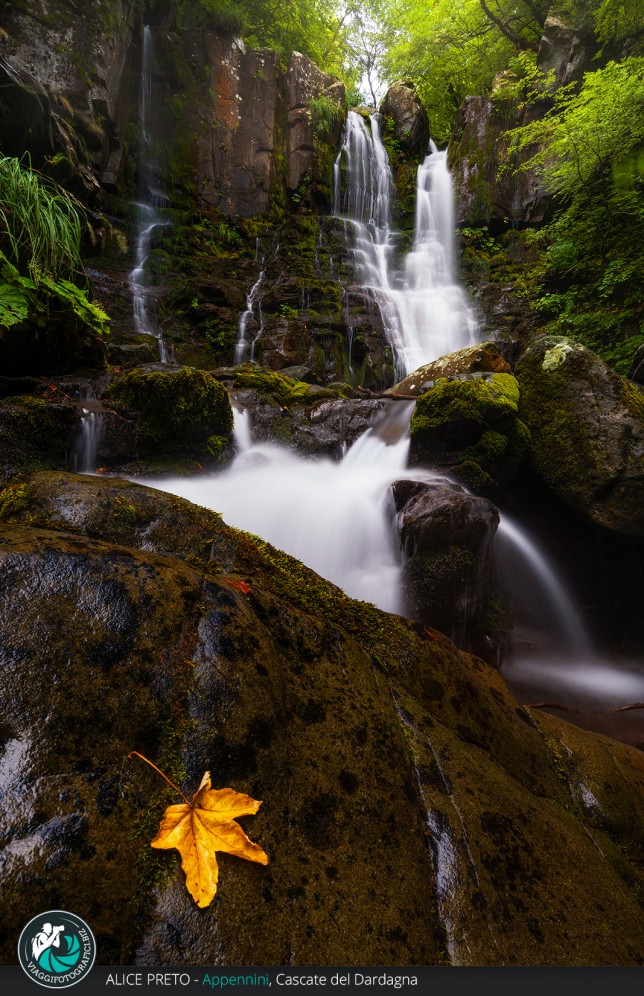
xmin=130 ymin=753 xmax=269 ymax=908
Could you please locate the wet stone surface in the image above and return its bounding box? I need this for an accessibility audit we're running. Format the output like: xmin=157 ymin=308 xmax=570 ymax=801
xmin=0 ymin=473 xmax=642 ymax=966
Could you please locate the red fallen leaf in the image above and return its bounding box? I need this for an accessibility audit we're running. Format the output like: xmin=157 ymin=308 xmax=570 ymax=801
xmin=224 ymin=578 xmax=251 ymax=595
xmin=48 ymin=383 xmax=58 ymax=392
xmin=96 ymin=466 xmax=108 ymax=474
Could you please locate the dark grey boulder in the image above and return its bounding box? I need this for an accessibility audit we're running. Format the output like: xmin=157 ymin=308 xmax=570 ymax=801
xmin=516 ymin=336 xmax=644 ymax=536
xmin=392 ymin=478 xmax=500 ymax=654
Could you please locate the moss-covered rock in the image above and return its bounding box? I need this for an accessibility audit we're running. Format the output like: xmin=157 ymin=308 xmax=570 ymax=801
xmin=380 ymin=80 xmax=430 ymax=158
xmin=516 ymin=336 xmax=644 ymax=536
xmin=102 ymin=364 xmax=233 ymax=472
xmin=232 ymin=366 xmax=338 ymax=407
xmin=0 ymin=470 xmax=643 ymax=966
xmin=0 ymin=393 xmax=77 ymax=484
xmin=385 ymin=342 xmax=512 ymax=397
xmin=409 ymin=373 xmax=530 ymax=491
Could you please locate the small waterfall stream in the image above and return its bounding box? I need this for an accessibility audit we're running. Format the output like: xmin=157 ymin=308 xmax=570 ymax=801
xmin=334 ymin=111 xmax=477 ymax=378
xmin=235 ymin=260 xmax=266 ymax=364
xmin=72 ymin=402 xmax=103 ymax=474
xmin=129 ymin=26 xmax=171 ymax=363
xmin=495 ymin=517 xmax=593 ymax=658
xmin=495 ymin=517 xmax=644 ymax=739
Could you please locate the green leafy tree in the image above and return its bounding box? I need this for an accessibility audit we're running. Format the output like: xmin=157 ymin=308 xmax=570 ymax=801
xmin=175 ymin=0 xmax=356 ymax=80
xmin=509 ymin=58 xmax=644 ymax=369
xmin=380 ymin=0 xmax=541 ymax=141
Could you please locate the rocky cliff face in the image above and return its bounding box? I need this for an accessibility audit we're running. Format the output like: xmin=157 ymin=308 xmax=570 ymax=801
xmin=176 ymin=36 xmax=345 ymax=216
xmin=447 ymin=13 xmax=594 ymax=233
xmin=0 ymin=0 xmax=136 ymax=198
xmin=0 ymin=5 xmax=345 ymax=217
xmin=448 ymin=95 xmax=552 ymax=231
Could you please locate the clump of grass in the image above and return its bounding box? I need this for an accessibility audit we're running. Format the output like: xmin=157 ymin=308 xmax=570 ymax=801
xmin=0 ymin=154 xmax=85 ymax=281
xmin=0 ymin=154 xmax=108 ymax=335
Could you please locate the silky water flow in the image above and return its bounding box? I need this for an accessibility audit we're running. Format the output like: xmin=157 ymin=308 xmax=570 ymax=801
xmin=142 ymin=113 xmax=642 ymax=740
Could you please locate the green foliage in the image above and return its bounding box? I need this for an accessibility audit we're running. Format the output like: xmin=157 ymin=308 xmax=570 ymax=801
xmin=0 ymin=154 xmax=84 ymax=281
xmin=0 ymin=155 xmax=109 ymax=335
xmin=510 ymin=59 xmax=644 ymax=203
xmin=175 ymin=0 xmax=355 ymax=80
xmin=309 ymin=94 xmax=344 ymax=137
xmin=508 ymin=58 xmax=644 ymax=372
xmin=594 ymin=0 xmax=642 ymax=45
xmin=379 ymin=0 xmax=542 ymax=141
xmin=491 ymin=52 xmax=553 ymax=114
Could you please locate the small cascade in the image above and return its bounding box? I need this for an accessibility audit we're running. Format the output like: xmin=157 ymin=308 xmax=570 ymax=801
xmin=334 ymin=111 xmax=477 ymax=378
xmin=235 ymin=260 xmax=266 ymax=364
xmin=495 ymin=516 xmax=593 ymax=659
xmin=232 ymin=407 xmax=252 ymax=452
xmin=494 ymin=517 xmax=644 ymax=732
xmin=149 ymin=403 xmax=428 ymax=614
xmin=72 ymin=403 xmax=104 ymax=474
xmin=129 ymin=26 xmax=171 ymax=363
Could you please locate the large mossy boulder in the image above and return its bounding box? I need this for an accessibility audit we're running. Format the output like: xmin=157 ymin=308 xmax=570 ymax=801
xmin=0 ymin=393 xmax=77 ymax=484
xmin=408 ymin=373 xmax=530 ymax=491
xmin=0 ymin=471 xmax=643 ymax=966
xmin=516 ymin=336 xmax=644 ymax=536
xmin=380 ymin=80 xmax=430 ymax=158
xmin=102 ymin=365 xmax=233 ymax=473
xmin=385 ymin=343 xmax=512 ymax=397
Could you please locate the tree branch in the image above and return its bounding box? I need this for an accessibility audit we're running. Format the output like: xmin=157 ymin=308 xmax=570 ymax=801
xmin=479 ymin=0 xmax=530 ymax=48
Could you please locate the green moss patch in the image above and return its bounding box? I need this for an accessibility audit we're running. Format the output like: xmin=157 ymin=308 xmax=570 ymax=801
xmin=104 ymin=366 xmax=233 ymax=461
xmin=409 ymin=373 xmax=530 ymax=491
xmin=232 ymin=367 xmax=337 ymax=407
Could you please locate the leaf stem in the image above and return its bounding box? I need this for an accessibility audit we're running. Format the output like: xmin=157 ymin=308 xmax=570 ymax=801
xmin=128 ymin=751 xmax=192 ymax=807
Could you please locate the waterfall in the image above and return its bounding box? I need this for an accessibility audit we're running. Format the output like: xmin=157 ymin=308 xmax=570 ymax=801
xmin=72 ymin=404 xmax=103 ymax=474
xmin=493 ymin=517 xmax=644 ymax=723
xmin=232 ymin=407 xmax=252 ymax=452
xmin=141 ymin=115 xmax=640 ymax=740
xmin=129 ymin=26 xmax=171 ymax=363
xmin=495 ymin=516 xmax=593 ymax=659
xmin=334 ymin=111 xmax=477 ymax=378
xmin=235 ymin=261 xmax=266 ymax=364
xmin=148 ymin=402 xmax=439 ymax=614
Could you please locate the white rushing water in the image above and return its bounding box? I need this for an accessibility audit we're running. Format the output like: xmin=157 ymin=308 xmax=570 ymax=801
xmin=495 ymin=517 xmax=593 ymax=659
xmin=153 ymin=405 xmax=437 ymax=614
xmin=494 ymin=517 xmax=644 ymax=734
xmin=72 ymin=405 xmax=103 ymax=474
xmin=334 ymin=111 xmax=477 ymax=379
xmin=234 ymin=260 xmax=266 ymax=364
xmin=129 ymin=26 xmax=171 ymax=363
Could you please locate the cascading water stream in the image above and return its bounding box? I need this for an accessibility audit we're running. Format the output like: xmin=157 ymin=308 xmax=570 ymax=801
xmin=495 ymin=516 xmax=593 ymax=659
xmin=494 ymin=517 xmax=644 ymax=736
xmin=151 ymin=403 xmax=432 ymax=614
xmin=141 ymin=113 xmax=641 ymax=740
xmin=334 ymin=111 xmax=477 ymax=378
xmin=72 ymin=401 xmax=103 ymax=474
xmin=129 ymin=26 xmax=171 ymax=363
xmin=235 ymin=261 xmax=266 ymax=364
